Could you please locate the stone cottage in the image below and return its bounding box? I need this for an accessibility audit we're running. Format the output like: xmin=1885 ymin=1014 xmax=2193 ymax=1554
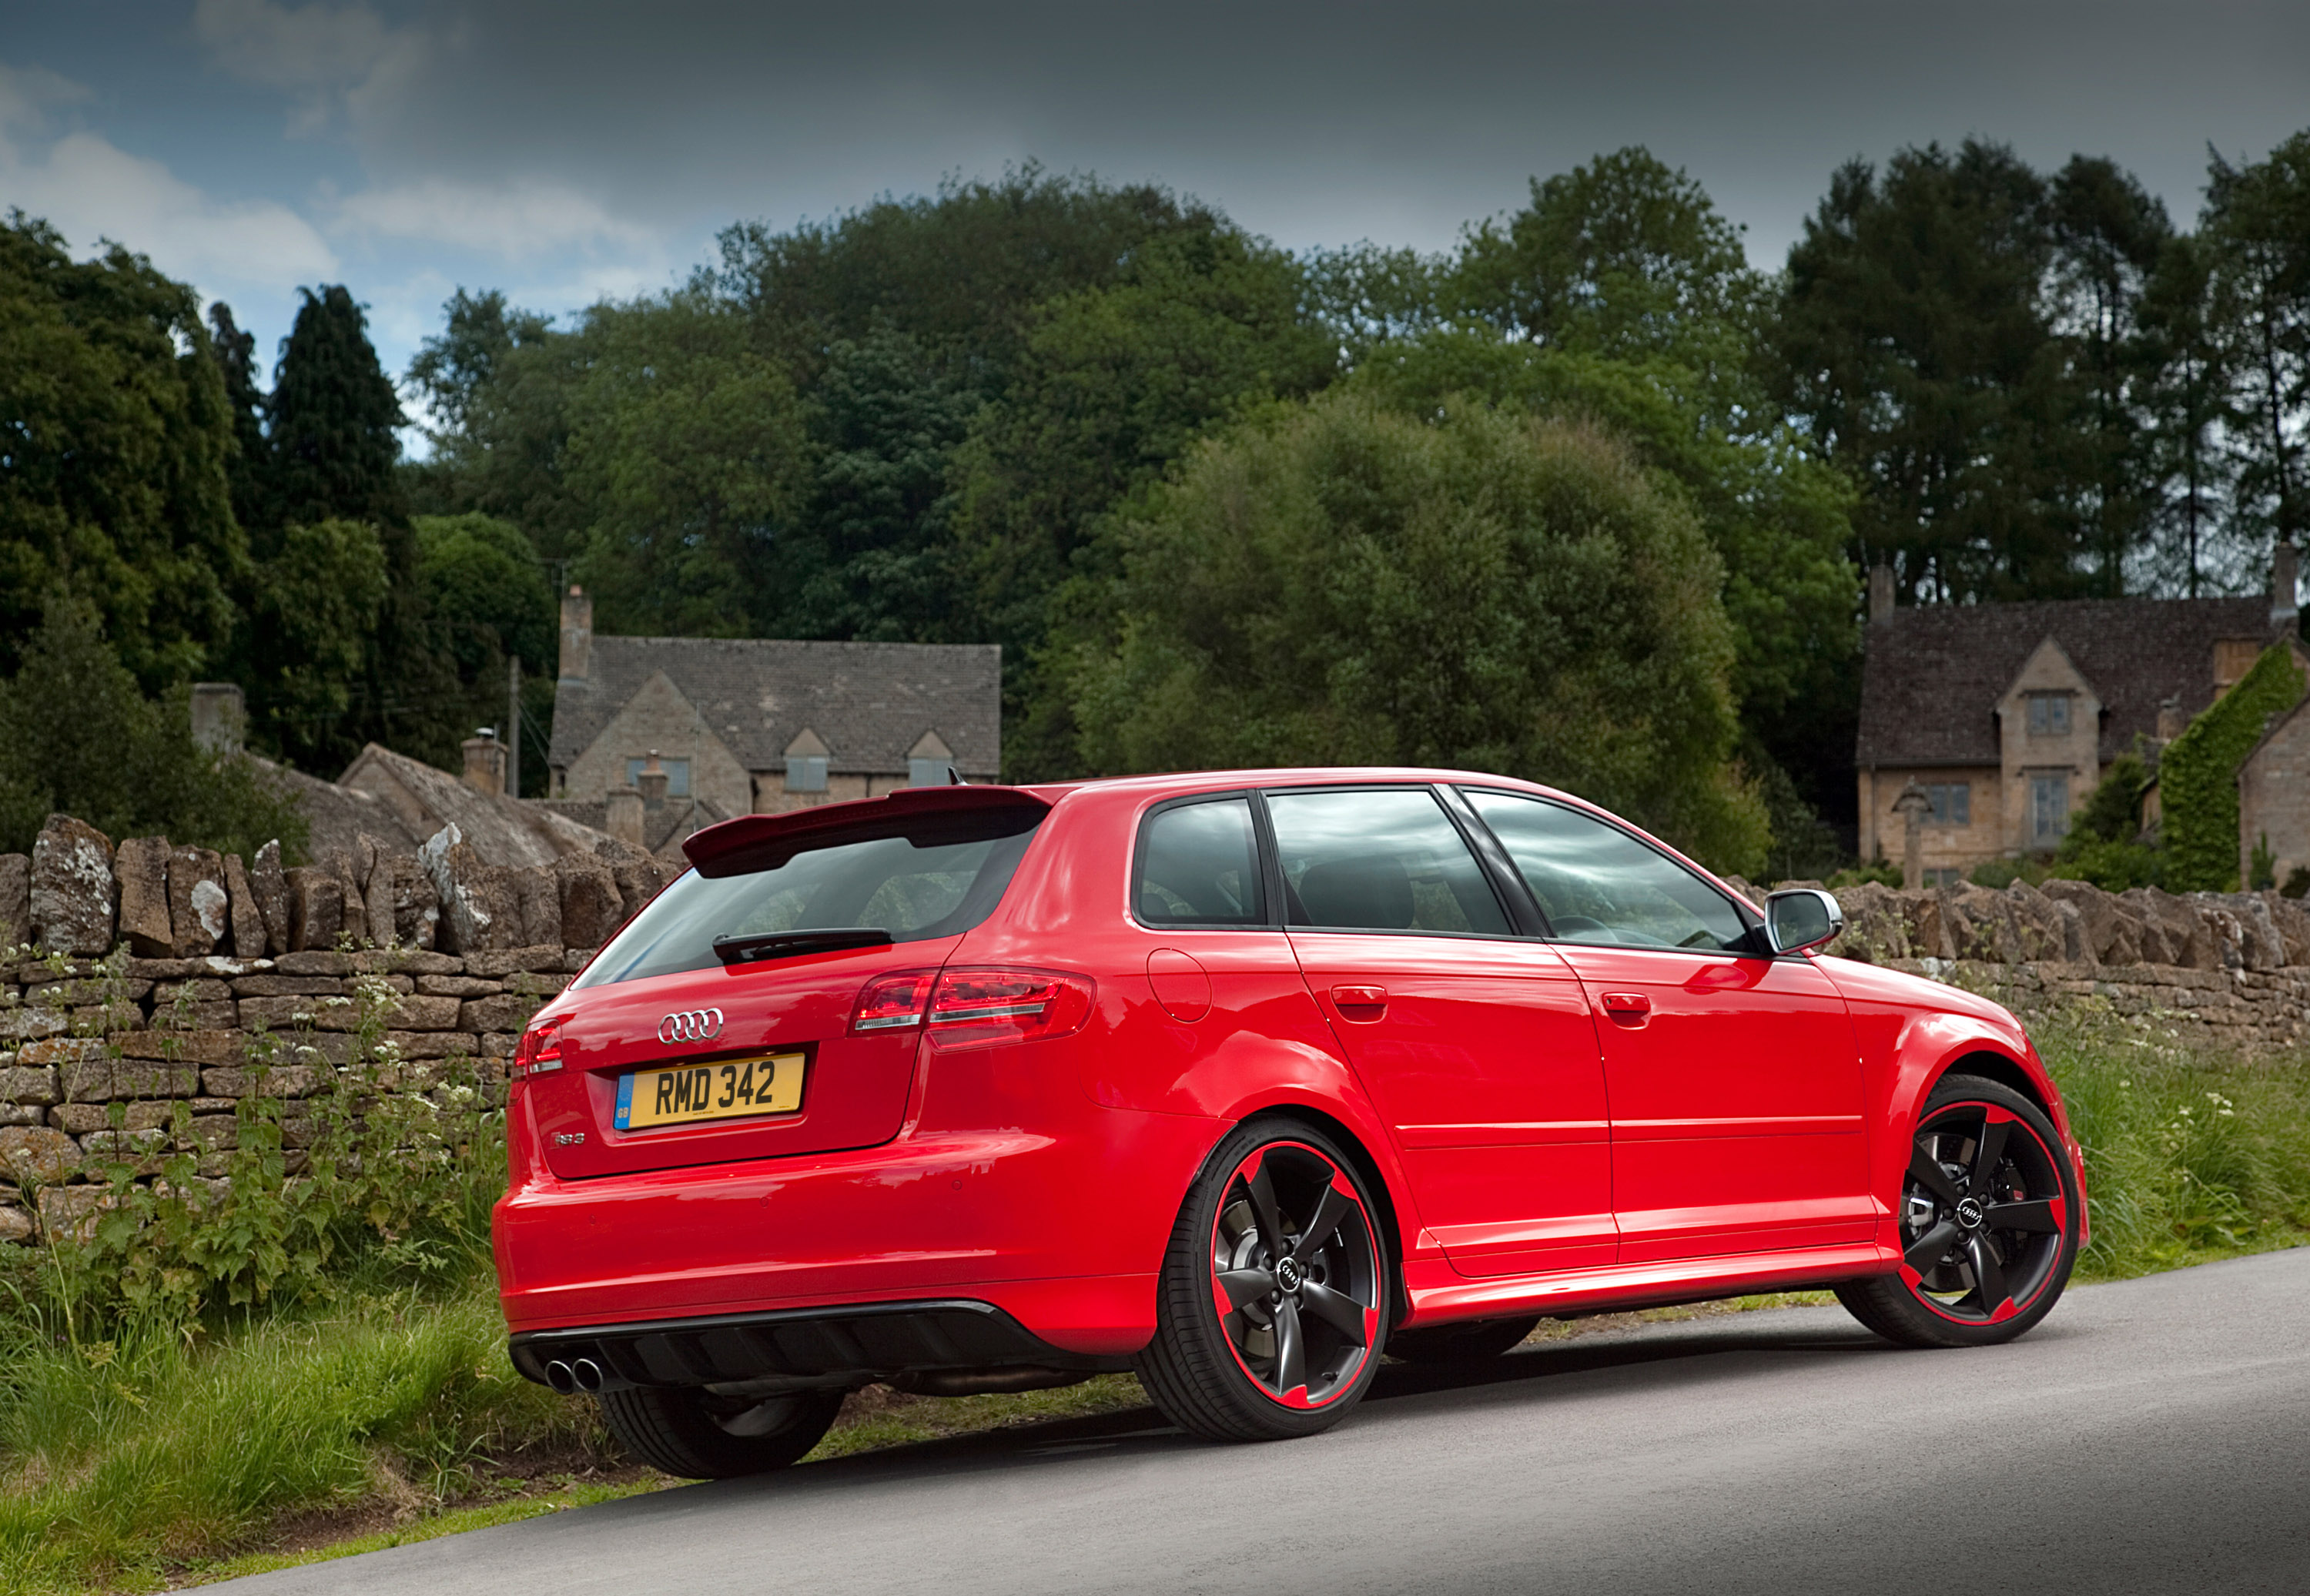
xmin=541 ymin=587 xmax=1002 ymax=855
xmin=1856 ymin=547 xmax=2302 ymax=879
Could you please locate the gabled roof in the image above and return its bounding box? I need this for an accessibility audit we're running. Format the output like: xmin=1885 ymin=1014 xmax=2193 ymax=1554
xmin=1856 ymin=597 xmax=2277 ymax=767
xmin=547 ymin=637 xmax=1002 ymax=777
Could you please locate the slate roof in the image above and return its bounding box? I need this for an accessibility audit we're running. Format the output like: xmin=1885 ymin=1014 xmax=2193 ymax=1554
xmin=263 ymin=744 xmax=613 ymax=868
xmin=547 ymin=638 xmax=1002 ymax=777
xmin=1856 ymin=597 xmax=2278 ymax=767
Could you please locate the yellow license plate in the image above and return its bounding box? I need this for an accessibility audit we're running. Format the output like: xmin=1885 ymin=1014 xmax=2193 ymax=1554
xmin=614 ymin=1053 xmax=805 ymax=1130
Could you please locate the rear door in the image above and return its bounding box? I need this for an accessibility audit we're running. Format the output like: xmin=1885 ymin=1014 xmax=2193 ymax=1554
xmin=1459 ymin=790 xmax=1873 ymax=1263
xmin=1267 ymin=786 xmax=1617 ymax=1276
xmin=532 ymin=805 xmax=1042 ymax=1179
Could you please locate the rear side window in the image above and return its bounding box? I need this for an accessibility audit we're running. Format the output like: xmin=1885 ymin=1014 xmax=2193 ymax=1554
xmin=574 ymin=813 xmax=1043 ymax=989
xmin=1135 ymin=797 xmax=1266 ymax=926
xmin=1266 ymin=788 xmax=1511 ymax=935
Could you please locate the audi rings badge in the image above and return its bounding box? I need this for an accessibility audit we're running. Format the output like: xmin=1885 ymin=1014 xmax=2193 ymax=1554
xmin=658 ymin=1007 xmax=725 ymax=1046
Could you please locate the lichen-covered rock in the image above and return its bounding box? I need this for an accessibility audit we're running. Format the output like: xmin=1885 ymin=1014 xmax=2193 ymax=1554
xmin=2265 ymin=892 xmax=2310 ymax=966
xmin=223 ymin=852 xmax=267 ymax=959
xmin=251 ymin=839 xmax=292 ymax=955
xmin=514 ymin=865 xmax=561 ymax=949
xmin=2040 ymin=879 xmax=2143 ymax=965
xmin=383 ymin=852 xmax=440 ymax=950
xmin=30 ymin=815 xmax=115 ymax=956
xmin=420 ymin=827 xmax=519 ymax=953
xmin=553 ymin=850 xmax=624 ymax=948
xmin=2121 ymin=888 xmax=2215 ymax=969
xmin=168 ymin=845 xmax=229 ymax=958
xmin=115 ymin=837 xmax=176 ymax=958
xmin=2002 ymin=882 xmax=2071 ymax=962
xmin=358 ymin=832 xmax=398 ymax=948
xmin=0 ymin=852 xmax=28 ymax=950
xmin=594 ymin=837 xmax=672 ymax=922
xmin=0 ymin=1126 xmax=81 ymax=1184
xmin=285 ymin=866 xmax=344 ymax=952
xmin=323 ymin=852 xmax=365 ymax=944
xmin=1828 ymin=882 xmax=1910 ymax=962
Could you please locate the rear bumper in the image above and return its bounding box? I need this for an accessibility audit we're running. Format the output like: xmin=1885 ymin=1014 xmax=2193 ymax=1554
xmin=509 ymin=1298 xmax=1126 ymax=1393
xmin=494 ymin=1114 xmax=1219 ymax=1357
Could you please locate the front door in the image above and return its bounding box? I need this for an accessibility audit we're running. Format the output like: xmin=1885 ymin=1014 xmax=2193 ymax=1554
xmin=1267 ymin=786 xmax=1616 ymax=1276
xmin=1461 ymin=791 xmax=1873 ymax=1263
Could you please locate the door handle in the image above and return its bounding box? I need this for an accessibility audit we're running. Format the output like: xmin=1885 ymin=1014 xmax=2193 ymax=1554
xmin=1331 ymin=985 xmax=1388 ymax=1020
xmin=1600 ymin=992 xmax=1652 ymax=1026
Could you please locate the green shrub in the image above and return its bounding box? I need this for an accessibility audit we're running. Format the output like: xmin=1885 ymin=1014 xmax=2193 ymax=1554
xmin=2160 ymin=644 xmax=2306 ymax=892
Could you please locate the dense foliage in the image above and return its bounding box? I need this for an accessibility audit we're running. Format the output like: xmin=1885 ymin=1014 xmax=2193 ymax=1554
xmin=2158 ymin=644 xmax=2308 ymax=891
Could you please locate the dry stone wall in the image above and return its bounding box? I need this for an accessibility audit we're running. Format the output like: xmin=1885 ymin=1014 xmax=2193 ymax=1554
xmin=0 ymin=811 xmax=679 ymax=1246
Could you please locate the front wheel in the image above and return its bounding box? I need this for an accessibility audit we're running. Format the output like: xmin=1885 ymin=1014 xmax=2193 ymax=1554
xmin=598 ymin=1385 xmax=844 ymax=1479
xmin=1134 ymin=1122 xmax=1388 ymax=1442
xmin=1836 ymin=1073 xmax=2080 ymax=1350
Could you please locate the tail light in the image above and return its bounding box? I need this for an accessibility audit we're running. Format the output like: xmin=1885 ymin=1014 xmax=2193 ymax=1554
xmin=852 ymin=970 xmax=939 ymax=1032
xmin=925 ymin=968 xmax=1095 ymax=1051
xmin=512 ymin=1019 xmax=565 ymax=1082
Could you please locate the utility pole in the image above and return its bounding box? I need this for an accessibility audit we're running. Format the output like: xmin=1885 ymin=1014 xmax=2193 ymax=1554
xmin=507 ymin=655 xmax=521 ymax=800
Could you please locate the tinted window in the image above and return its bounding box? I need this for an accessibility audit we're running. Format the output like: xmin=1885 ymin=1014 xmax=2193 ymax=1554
xmin=1464 ymin=791 xmax=1748 ymax=952
xmin=574 ymin=817 xmax=1041 ymax=988
xmin=1136 ymin=798 xmax=1267 ymax=925
xmin=1267 ymin=788 xmax=1510 ymax=935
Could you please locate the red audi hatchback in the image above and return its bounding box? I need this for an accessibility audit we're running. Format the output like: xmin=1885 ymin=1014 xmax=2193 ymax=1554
xmin=494 ymin=770 xmax=2086 ymax=1476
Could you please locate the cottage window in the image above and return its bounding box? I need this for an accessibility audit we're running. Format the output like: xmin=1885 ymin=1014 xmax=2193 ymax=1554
xmin=2030 ymin=775 xmax=2070 ymax=846
xmin=1925 ymin=782 xmax=1970 ymax=827
xmin=625 ymin=756 xmax=691 ymax=797
xmin=785 ymin=755 xmax=829 ymax=792
xmin=2025 ymin=692 xmax=2072 ymax=736
xmin=907 ymin=758 xmax=956 ymax=788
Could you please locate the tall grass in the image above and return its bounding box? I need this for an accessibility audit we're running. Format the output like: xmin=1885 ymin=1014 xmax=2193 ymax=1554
xmin=2034 ymin=1012 xmax=2310 ymax=1277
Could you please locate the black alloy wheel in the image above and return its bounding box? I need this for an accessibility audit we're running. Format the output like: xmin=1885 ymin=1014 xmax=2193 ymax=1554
xmin=1836 ymin=1073 xmax=2080 ymax=1349
xmin=597 ymin=1384 xmax=845 ymax=1479
xmin=1135 ymin=1123 xmax=1388 ymax=1441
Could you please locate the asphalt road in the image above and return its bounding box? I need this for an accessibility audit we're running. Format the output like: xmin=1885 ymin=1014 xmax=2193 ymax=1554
xmin=216 ymin=1250 xmax=2310 ymax=1596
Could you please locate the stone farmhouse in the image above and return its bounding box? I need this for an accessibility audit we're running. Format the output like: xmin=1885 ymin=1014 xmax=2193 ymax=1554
xmin=1856 ymin=547 xmax=2303 ymax=882
xmin=540 ymin=587 xmax=1002 ymax=856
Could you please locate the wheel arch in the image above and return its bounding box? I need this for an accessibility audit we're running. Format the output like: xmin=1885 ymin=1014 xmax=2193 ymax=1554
xmin=1234 ymin=1101 xmax=1412 ymax=1326
xmin=1934 ymin=1048 xmax=2052 ymax=1119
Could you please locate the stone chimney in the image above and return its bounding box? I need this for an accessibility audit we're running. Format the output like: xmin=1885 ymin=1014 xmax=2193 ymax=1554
xmin=1869 ymin=561 xmax=1895 ymax=623
xmin=2275 ymin=542 xmax=2301 ymax=634
xmin=604 ymin=784 xmax=644 ymax=847
xmin=462 ymin=728 xmax=507 ymax=795
xmin=637 ymin=750 xmax=669 ymax=811
xmin=2156 ymin=694 xmax=2188 ymax=743
xmin=189 ymin=683 xmax=245 ymax=753
xmin=559 ymin=585 xmax=594 ymax=683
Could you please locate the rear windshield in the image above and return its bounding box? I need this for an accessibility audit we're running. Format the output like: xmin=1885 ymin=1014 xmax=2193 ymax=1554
xmin=572 ymin=813 xmax=1043 ymax=989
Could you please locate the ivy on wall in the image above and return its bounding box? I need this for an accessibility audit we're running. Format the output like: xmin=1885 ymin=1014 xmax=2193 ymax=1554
xmin=2160 ymin=643 xmax=2308 ymax=892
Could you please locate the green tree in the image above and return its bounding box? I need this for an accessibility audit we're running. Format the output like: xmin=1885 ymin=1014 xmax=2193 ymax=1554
xmin=1069 ymin=394 xmax=1769 ymax=873
xmin=0 ymin=213 xmax=243 ymax=687
xmin=563 ymin=293 xmax=809 ymax=636
xmin=206 ymin=299 xmax=272 ymax=541
xmin=2203 ymin=134 xmax=2310 ymax=553
xmin=2048 ymin=157 xmax=2172 ymax=591
xmin=1773 ymin=141 xmax=2075 ymax=604
xmin=0 ymin=596 xmax=307 ymax=859
xmin=414 ymin=510 xmax=554 ymax=681
xmin=2138 ymin=232 xmax=2235 ymax=594
xmin=2161 ymin=644 xmax=2306 ymax=891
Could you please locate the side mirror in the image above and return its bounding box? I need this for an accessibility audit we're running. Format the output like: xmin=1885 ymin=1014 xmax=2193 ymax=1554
xmin=1765 ymin=888 xmax=1845 ymax=955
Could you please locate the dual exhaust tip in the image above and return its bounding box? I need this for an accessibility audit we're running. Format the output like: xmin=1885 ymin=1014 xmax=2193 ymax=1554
xmin=543 ymin=1357 xmax=605 ymax=1394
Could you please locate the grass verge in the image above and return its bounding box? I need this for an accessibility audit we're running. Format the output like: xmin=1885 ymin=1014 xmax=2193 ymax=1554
xmin=4 ymin=1018 xmax=2305 ymax=1593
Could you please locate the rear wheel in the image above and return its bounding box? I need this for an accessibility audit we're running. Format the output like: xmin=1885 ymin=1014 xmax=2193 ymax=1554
xmin=598 ymin=1385 xmax=844 ymax=1479
xmin=1836 ymin=1073 xmax=2079 ymax=1350
xmin=1386 ymin=1316 xmax=1541 ymax=1365
xmin=1134 ymin=1123 xmax=1388 ymax=1442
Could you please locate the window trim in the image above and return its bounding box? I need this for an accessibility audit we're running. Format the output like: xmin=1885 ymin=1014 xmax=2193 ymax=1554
xmin=1450 ymin=785 xmax=1773 ymax=959
xmin=1126 ymin=790 xmax=1281 ymax=933
xmin=1255 ymin=781 xmax=1522 ymax=942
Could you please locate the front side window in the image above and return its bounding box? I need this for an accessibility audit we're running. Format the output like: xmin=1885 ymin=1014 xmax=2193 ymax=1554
xmin=1463 ymin=791 xmax=1749 ymax=952
xmin=1134 ymin=797 xmax=1267 ymax=926
xmin=1265 ymin=788 xmax=1509 ymax=935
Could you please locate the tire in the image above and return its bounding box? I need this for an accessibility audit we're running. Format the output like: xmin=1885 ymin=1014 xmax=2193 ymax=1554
xmin=1386 ymin=1316 xmax=1542 ymax=1365
xmin=1836 ymin=1072 xmax=2081 ymax=1350
xmin=598 ymin=1385 xmax=845 ymax=1479
xmin=1133 ymin=1121 xmax=1389 ymax=1442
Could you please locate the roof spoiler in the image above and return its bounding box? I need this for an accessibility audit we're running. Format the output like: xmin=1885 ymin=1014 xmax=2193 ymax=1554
xmin=681 ymin=785 xmax=1051 ymax=878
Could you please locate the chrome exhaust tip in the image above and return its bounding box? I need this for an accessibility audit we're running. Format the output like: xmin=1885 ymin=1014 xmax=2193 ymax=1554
xmin=544 ymin=1359 xmax=578 ymax=1395
xmin=571 ymin=1357 xmax=605 ymax=1393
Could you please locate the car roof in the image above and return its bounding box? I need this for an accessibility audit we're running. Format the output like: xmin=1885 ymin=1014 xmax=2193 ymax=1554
xmin=1022 ymin=767 xmax=1566 ymax=803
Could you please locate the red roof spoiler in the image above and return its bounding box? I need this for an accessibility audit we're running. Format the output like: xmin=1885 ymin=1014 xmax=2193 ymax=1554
xmin=681 ymin=785 xmax=1053 ymax=877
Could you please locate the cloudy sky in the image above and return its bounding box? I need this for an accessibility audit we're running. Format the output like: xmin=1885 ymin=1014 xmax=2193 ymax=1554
xmin=8 ymin=0 xmax=2309 ymax=405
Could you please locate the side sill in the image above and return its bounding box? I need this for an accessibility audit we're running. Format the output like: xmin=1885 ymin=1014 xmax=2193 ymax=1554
xmin=1401 ymin=1242 xmax=1896 ymax=1329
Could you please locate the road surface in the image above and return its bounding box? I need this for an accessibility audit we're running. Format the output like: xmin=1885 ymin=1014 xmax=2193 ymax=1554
xmin=215 ymin=1249 xmax=2310 ymax=1595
